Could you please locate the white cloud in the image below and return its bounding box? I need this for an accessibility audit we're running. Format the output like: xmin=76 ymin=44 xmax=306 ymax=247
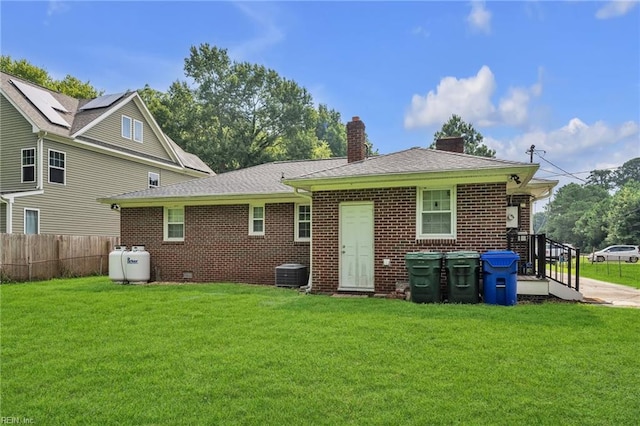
xmin=404 ymin=66 xmax=496 ymax=128
xmin=404 ymin=66 xmax=543 ymax=129
xmin=595 ymin=1 xmax=638 ymax=19
xmin=467 ymin=1 xmax=492 ymax=34
xmin=47 ymin=1 xmax=69 ymax=17
xmin=229 ymin=2 xmax=285 ymax=61
xmin=484 ymin=119 xmax=639 ymax=167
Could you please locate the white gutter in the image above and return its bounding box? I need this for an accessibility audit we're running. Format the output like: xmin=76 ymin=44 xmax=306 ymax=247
xmin=0 ymin=190 xmax=44 ymax=233
xmin=294 ymin=188 xmax=314 ymax=294
xmin=37 ymin=131 xmax=46 ymax=190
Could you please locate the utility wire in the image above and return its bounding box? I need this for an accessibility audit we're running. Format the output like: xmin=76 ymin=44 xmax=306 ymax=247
xmin=534 ymin=152 xmax=587 ymax=183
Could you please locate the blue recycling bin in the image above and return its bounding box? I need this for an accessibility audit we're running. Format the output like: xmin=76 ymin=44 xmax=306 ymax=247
xmin=480 ymin=251 xmax=520 ymax=306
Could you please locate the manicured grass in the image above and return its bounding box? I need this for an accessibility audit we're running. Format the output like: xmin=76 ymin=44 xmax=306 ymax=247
xmin=2 ymin=277 xmax=639 ymax=425
xmin=580 ymin=258 xmax=640 ymax=289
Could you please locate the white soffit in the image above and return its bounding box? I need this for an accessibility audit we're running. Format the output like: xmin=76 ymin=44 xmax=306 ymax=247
xmin=11 ymin=79 xmax=70 ymax=128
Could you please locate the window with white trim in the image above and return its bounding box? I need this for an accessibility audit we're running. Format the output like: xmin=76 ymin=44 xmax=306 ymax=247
xmin=417 ymin=187 xmax=456 ymax=239
xmin=122 ymin=115 xmax=132 ymax=139
xmin=48 ymin=149 xmax=65 ymax=184
xmin=22 ymin=148 xmax=36 ymax=183
xmin=133 ymin=119 xmax=143 ymax=142
xmin=295 ymin=204 xmax=311 ymax=241
xmin=249 ymin=204 xmax=265 ymax=236
xmin=164 ymin=207 xmax=184 ymax=241
xmin=148 ymin=172 xmax=159 ymax=188
xmin=24 ymin=208 xmax=40 ymax=234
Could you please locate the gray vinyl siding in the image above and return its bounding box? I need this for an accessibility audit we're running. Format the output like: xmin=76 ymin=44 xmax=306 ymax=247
xmin=0 ymin=95 xmax=39 ymax=192
xmin=8 ymin=138 xmax=201 ymax=236
xmin=83 ymin=101 xmax=173 ymax=162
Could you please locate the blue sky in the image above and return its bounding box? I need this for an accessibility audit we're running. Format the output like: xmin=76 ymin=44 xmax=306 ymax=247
xmin=1 ymin=1 xmax=639 ymax=208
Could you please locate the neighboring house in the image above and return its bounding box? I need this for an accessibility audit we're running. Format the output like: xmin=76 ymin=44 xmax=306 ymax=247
xmin=102 ymin=116 xmax=559 ymax=296
xmin=0 ymin=72 xmax=213 ymax=236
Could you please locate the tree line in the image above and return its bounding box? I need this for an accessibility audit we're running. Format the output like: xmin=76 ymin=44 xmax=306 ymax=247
xmin=535 ymin=158 xmax=640 ymax=252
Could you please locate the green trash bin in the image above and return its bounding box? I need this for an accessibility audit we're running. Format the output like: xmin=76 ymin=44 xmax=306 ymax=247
xmin=444 ymin=251 xmax=480 ymax=304
xmin=405 ymin=252 xmax=443 ymax=303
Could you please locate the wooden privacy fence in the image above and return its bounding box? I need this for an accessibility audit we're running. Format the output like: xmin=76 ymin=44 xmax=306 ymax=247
xmin=0 ymin=234 xmax=120 ymax=282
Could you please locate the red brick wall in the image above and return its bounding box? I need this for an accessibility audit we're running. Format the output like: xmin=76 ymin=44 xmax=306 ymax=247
xmin=311 ymin=184 xmax=510 ymax=294
xmin=120 ymin=203 xmax=310 ymax=284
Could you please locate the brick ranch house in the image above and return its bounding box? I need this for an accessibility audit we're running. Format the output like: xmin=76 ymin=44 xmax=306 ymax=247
xmin=101 ymin=117 xmax=557 ymax=296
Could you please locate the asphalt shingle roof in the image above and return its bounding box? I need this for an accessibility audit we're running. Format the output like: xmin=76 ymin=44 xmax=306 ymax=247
xmin=106 ymin=147 xmax=538 ymax=202
xmin=291 ymin=147 xmax=532 ymax=180
xmin=107 ymin=157 xmax=348 ymax=200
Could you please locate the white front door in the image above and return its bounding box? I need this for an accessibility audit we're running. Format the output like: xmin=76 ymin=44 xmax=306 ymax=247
xmin=339 ymin=202 xmax=374 ymax=291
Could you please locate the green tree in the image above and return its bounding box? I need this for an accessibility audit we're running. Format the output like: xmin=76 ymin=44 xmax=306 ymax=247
xmin=605 ymin=180 xmax=640 ymax=245
xmin=533 ymin=211 xmax=547 ymax=234
xmin=145 ymin=44 xmax=360 ymax=172
xmin=431 ymin=114 xmax=496 ymax=157
xmin=575 ymin=199 xmax=610 ymax=251
xmin=544 ymin=183 xmax=610 ymax=245
xmin=1 ymin=55 xmax=102 ymax=98
xmin=613 ymin=157 xmax=640 ymax=188
xmin=586 ymin=168 xmax=614 ymax=190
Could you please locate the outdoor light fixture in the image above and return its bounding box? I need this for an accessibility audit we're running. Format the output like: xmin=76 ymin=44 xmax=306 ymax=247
xmin=509 ymin=174 xmax=521 ymax=185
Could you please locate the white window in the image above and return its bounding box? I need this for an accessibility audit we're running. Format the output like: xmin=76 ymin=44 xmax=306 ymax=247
xmin=148 ymin=172 xmax=159 ymax=188
xmin=122 ymin=115 xmax=132 ymax=139
xmin=164 ymin=207 xmax=184 ymax=241
xmin=48 ymin=149 xmax=65 ymax=184
xmin=24 ymin=208 xmax=40 ymax=234
xmin=249 ymin=204 xmax=265 ymax=236
xmin=295 ymin=204 xmax=311 ymax=241
xmin=22 ymin=148 xmax=36 ymax=183
xmin=417 ymin=187 xmax=456 ymax=239
xmin=133 ymin=119 xmax=143 ymax=142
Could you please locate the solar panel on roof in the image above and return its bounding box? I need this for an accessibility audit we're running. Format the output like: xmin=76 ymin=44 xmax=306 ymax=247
xmin=80 ymin=92 xmax=126 ymax=110
xmin=11 ymin=79 xmax=70 ymax=128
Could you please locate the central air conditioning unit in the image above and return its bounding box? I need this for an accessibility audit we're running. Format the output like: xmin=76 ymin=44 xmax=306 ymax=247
xmin=275 ymin=263 xmax=308 ymax=287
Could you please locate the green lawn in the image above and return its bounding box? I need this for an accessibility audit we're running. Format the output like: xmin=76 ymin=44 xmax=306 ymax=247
xmin=2 ymin=277 xmax=639 ymax=425
xmin=579 ymin=258 xmax=640 ymax=289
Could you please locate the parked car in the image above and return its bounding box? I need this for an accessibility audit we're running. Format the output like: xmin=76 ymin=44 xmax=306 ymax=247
xmin=545 ymin=243 xmax=576 ymax=260
xmin=588 ymin=245 xmax=640 ymax=263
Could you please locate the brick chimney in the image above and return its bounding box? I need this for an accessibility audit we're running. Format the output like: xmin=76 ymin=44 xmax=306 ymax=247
xmin=435 ymin=136 xmax=464 ymax=153
xmin=346 ymin=116 xmax=366 ymax=163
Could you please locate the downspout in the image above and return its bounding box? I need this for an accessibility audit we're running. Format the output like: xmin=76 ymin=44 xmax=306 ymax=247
xmin=37 ymin=131 xmax=46 ymax=190
xmin=0 ymin=195 xmax=12 ymax=233
xmin=0 ymin=133 xmax=47 ymax=233
xmin=294 ymin=188 xmax=314 ymax=293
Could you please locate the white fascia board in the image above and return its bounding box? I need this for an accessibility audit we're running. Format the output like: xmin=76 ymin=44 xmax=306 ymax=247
xmin=71 ymin=92 xmax=183 ymax=167
xmin=131 ymin=95 xmax=184 ymax=167
xmin=284 ymin=166 xmax=537 ymax=192
xmin=43 ymin=132 xmax=206 ymax=178
xmin=69 ymin=92 xmax=138 ymax=138
xmin=99 ymin=192 xmax=307 ymax=208
xmin=1 ymin=190 xmax=45 ymax=201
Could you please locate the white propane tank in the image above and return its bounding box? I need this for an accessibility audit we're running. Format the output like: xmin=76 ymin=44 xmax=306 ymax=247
xmin=108 ymin=246 xmax=127 ymax=282
xmin=124 ymin=245 xmax=151 ymax=283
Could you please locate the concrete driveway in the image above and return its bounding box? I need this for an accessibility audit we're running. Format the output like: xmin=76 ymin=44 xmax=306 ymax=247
xmin=579 ymin=277 xmax=640 ymax=308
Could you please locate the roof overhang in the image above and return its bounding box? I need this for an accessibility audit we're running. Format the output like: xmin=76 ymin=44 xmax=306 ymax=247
xmin=98 ymin=191 xmax=308 ymax=208
xmin=283 ymin=164 xmax=540 ymax=192
xmin=509 ymin=178 xmax=559 ymax=201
